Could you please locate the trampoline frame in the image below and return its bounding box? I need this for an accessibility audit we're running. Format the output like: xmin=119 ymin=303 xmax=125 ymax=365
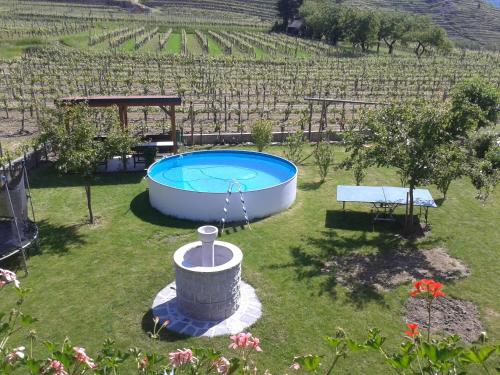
xmin=0 ymin=163 xmax=39 ymax=274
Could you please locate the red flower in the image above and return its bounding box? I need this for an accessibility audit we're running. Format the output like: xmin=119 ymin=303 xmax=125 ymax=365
xmin=410 ymin=279 xmax=445 ymax=299
xmin=405 ymin=323 xmax=419 ymax=337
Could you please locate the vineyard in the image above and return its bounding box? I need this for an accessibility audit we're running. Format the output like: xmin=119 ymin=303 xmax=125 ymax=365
xmin=1 ymin=46 xmax=499 ymax=148
xmin=1 ymin=0 xmax=500 ymax=153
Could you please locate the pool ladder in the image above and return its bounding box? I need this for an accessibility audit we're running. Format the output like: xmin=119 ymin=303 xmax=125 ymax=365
xmin=220 ymin=180 xmax=251 ymax=233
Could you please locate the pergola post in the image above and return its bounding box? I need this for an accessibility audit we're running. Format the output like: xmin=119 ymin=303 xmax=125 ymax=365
xmin=118 ymin=105 xmax=128 ymax=130
xmin=170 ymin=105 xmax=177 ymax=154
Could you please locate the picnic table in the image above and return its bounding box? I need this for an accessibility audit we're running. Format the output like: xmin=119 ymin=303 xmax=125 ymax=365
xmin=336 ymin=185 xmax=437 ymax=223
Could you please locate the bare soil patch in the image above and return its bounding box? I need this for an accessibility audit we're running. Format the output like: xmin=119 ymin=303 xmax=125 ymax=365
xmin=405 ymin=297 xmax=484 ymax=343
xmin=327 ymin=247 xmax=470 ymax=291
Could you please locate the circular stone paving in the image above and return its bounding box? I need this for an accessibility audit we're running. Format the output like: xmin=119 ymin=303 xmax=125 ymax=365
xmin=152 ymin=281 xmax=262 ymax=337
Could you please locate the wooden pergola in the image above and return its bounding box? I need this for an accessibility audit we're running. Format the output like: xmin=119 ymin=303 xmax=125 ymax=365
xmin=58 ymin=95 xmax=182 ymax=154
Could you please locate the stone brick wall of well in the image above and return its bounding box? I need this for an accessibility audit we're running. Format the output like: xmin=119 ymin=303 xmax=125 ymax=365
xmin=175 ymin=262 xmax=241 ymax=321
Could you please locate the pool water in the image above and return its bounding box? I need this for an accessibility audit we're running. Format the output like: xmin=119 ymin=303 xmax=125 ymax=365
xmin=148 ymin=150 xmax=297 ymax=193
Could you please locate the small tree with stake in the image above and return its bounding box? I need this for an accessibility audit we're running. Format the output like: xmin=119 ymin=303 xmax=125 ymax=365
xmin=343 ymin=100 xmax=458 ymax=232
xmin=40 ymin=104 xmax=100 ymax=224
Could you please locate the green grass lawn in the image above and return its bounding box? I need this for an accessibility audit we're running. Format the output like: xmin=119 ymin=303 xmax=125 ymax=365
xmin=59 ymin=31 xmax=91 ymax=49
xmin=3 ymin=145 xmax=499 ymax=373
xmin=0 ymin=37 xmax=48 ymax=59
xmin=207 ymin=35 xmax=224 ymax=57
xmin=164 ymin=33 xmax=181 ymax=54
xmin=119 ymin=38 xmax=136 ymax=52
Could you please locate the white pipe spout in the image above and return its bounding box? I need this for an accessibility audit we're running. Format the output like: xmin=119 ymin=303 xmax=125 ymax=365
xmin=198 ymin=225 xmax=218 ymax=267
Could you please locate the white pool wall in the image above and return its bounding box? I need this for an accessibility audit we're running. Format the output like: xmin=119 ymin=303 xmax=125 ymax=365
xmin=147 ymin=151 xmax=297 ymax=222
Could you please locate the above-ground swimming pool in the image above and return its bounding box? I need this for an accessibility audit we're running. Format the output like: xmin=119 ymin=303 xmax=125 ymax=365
xmin=147 ymin=150 xmax=297 ymax=222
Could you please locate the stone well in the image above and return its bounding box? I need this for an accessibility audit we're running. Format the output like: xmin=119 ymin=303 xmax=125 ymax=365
xmin=173 ymin=226 xmax=243 ymax=321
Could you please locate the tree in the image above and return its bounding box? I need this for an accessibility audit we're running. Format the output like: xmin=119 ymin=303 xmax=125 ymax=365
xmin=343 ymin=100 xmax=459 ymax=231
xmin=38 ymin=104 xmax=134 ymax=224
xmin=300 ymin=0 xmax=332 ymax=40
xmin=284 ymin=130 xmax=305 ymax=164
xmin=433 ymin=144 xmax=466 ymax=200
xmin=348 ymin=10 xmax=380 ymax=52
xmin=278 ymin=0 xmax=304 ymax=30
xmin=39 ymin=104 xmax=101 ymax=224
xmin=449 ymin=77 xmax=499 ymax=136
xmin=449 ymin=78 xmax=499 ymax=202
xmin=323 ymin=5 xmax=350 ymax=45
xmin=314 ymin=141 xmax=334 ymax=183
xmin=406 ymin=16 xmax=451 ymax=57
xmin=466 ymin=131 xmax=499 ymax=203
xmin=377 ymin=12 xmax=406 ymax=54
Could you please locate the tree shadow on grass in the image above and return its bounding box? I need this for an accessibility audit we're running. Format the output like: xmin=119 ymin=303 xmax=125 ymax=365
xmin=141 ymin=309 xmax=190 ymax=342
xmin=268 ymin=245 xmax=339 ymax=300
xmin=325 ymin=210 xmax=402 ymax=234
xmin=129 ymin=191 xmax=200 ymax=230
xmin=268 ymin=210 xmax=442 ymax=309
xmin=298 ymin=180 xmax=323 ymax=191
xmin=33 ymin=219 xmax=87 ymax=256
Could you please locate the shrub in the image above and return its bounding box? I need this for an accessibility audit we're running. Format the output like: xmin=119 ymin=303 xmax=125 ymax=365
xmin=1 ymin=270 xmax=498 ymax=374
xmin=313 ymin=141 xmax=334 ymax=182
xmin=251 ymin=120 xmax=273 ymax=152
xmin=283 ymin=130 xmax=305 ymax=164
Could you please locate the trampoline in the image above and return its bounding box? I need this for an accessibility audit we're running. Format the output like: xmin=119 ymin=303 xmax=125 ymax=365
xmin=0 ymin=163 xmax=38 ymax=273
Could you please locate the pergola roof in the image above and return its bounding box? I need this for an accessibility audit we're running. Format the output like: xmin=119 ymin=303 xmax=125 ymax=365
xmin=58 ymin=95 xmax=181 ymax=107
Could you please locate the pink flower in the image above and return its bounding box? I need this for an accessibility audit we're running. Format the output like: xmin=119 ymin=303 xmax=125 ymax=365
xmin=41 ymin=360 xmax=69 ymax=375
xmin=229 ymin=332 xmax=263 ymax=352
xmin=229 ymin=332 xmax=252 ymax=349
xmin=213 ymin=356 xmax=230 ymax=374
xmin=4 ymin=346 xmax=25 ymax=364
xmin=290 ymin=362 xmax=301 ymax=370
xmin=0 ymin=268 xmax=20 ymax=288
xmin=73 ymin=347 xmax=97 ymax=369
xmin=251 ymin=336 xmax=263 ymax=352
xmin=169 ymin=349 xmax=196 ymax=368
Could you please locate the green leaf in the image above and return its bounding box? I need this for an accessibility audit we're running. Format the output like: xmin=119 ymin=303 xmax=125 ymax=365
xmin=296 ymin=354 xmax=323 ymax=371
xmin=346 ymin=339 xmax=367 ymax=352
xmin=43 ymin=341 xmax=56 ymax=353
xmin=460 ymin=346 xmax=496 ymax=364
xmin=324 ymin=336 xmax=342 ymax=349
xmin=386 ymin=354 xmax=412 ymax=369
xmin=20 ymin=313 xmax=38 ymax=326
xmin=420 ymin=341 xmax=438 ymax=362
xmin=400 ymin=340 xmax=414 ymax=354
xmin=365 ymin=328 xmax=385 ymax=350
xmin=25 ymin=359 xmax=42 ymax=373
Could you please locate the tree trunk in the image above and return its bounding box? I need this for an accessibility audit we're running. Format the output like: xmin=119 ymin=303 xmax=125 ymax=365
xmin=85 ymin=183 xmax=94 ymax=224
xmin=408 ymin=183 xmax=415 ymax=231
